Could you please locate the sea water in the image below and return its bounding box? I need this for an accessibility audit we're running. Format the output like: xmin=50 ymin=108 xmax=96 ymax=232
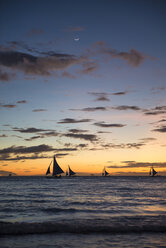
xmin=0 ymin=176 xmax=166 ymax=248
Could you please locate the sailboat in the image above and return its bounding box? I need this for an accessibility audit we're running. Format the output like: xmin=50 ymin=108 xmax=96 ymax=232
xmin=102 ymin=167 xmax=109 ymax=176
xmin=149 ymin=166 xmax=157 ymax=177
xmin=46 ymin=156 xmax=64 ymax=178
xmin=66 ymin=165 xmax=76 ymax=176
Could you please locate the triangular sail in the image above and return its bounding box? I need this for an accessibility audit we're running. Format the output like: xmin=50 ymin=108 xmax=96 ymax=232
xmin=52 ymin=156 xmax=64 ymax=176
xmin=152 ymin=168 xmax=157 ymax=176
xmin=102 ymin=167 xmax=109 ymax=176
xmin=104 ymin=170 xmax=109 ymax=176
xmin=46 ymin=161 xmax=52 ymax=175
xmin=68 ymin=165 xmax=76 ymax=176
xmin=149 ymin=167 xmax=158 ymax=177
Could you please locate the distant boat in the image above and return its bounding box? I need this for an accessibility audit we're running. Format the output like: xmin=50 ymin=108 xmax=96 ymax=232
xmin=149 ymin=167 xmax=158 ymax=177
xmin=66 ymin=165 xmax=76 ymax=176
xmin=102 ymin=167 xmax=109 ymax=176
xmin=46 ymin=156 xmax=64 ymax=178
xmin=8 ymin=173 xmax=12 ymax=177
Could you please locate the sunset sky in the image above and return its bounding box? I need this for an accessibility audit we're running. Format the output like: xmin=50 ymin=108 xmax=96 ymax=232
xmin=0 ymin=0 xmax=166 ymax=176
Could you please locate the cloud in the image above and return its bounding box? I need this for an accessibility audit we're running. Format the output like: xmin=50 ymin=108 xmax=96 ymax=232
xmin=112 ymin=91 xmax=128 ymax=95
xmin=94 ymin=122 xmax=126 ymax=128
xmin=0 ymin=104 xmax=16 ymax=108
xmin=64 ymin=133 xmax=98 ymax=142
xmin=0 ymin=134 xmax=8 ymax=138
xmin=17 ymin=100 xmax=27 ymax=104
xmin=80 ymin=61 xmax=98 ymax=74
xmin=0 ymin=50 xmax=85 ymax=77
xmin=153 ymin=125 xmax=166 ymax=133
xmin=68 ymin=129 xmax=88 ymax=133
xmin=0 ymin=144 xmax=55 ymax=155
xmin=144 ymin=106 xmax=166 ymax=115
xmin=102 ymin=142 xmax=144 ymax=149
xmin=70 ymin=107 xmax=108 ymax=112
xmin=0 ymin=144 xmax=77 ymax=161
xmin=32 ymin=109 xmax=47 ymax=112
xmin=112 ymin=105 xmax=141 ymax=111
xmin=110 ymin=161 xmax=166 ymax=169
xmin=88 ymin=92 xmax=110 ymax=101
xmin=92 ymin=41 xmax=146 ymax=67
xmin=57 ymin=118 xmax=92 ymax=124
xmin=12 ymin=127 xmax=52 ymax=133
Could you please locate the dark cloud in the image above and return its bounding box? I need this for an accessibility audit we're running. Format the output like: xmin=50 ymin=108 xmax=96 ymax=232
xmin=144 ymin=106 xmax=166 ymax=115
xmin=0 ymin=104 xmax=16 ymax=108
xmin=0 ymin=134 xmax=8 ymax=137
xmin=17 ymin=100 xmax=27 ymax=104
xmin=95 ymin=96 xmax=110 ymax=101
xmin=102 ymin=142 xmax=144 ymax=149
xmin=64 ymin=133 xmax=98 ymax=142
xmin=0 ymin=144 xmax=54 ymax=155
xmin=55 ymin=153 xmax=69 ymax=158
xmin=12 ymin=127 xmax=51 ymax=133
xmin=0 ymin=144 xmax=77 ymax=161
xmin=110 ymin=161 xmax=166 ymax=169
xmin=32 ymin=109 xmax=47 ymax=112
xmin=0 ymin=50 xmax=85 ymax=77
xmin=94 ymin=122 xmax=126 ymax=128
xmin=112 ymin=91 xmax=127 ymax=95
xmin=25 ymin=131 xmax=60 ymax=141
xmin=112 ymin=105 xmax=141 ymax=111
xmin=153 ymin=125 xmax=166 ymax=133
xmin=68 ymin=129 xmax=88 ymax=133
xmin=70 ymin=107 xmax=108 ymax=112
xmin=57 ymin=118 xmax=92 ymax=124
xmin=25 ymin=136 xmax=42 ymax=141
xmin=88 ymin=92 xmax=110 ymax=101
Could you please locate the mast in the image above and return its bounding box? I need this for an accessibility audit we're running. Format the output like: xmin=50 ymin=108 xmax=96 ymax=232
xmin=52 ymin=156 xmax=64 ymax=176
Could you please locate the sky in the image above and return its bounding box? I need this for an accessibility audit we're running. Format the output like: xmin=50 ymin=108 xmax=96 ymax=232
xmin=0 ymin=0 xmax=166 ymax=176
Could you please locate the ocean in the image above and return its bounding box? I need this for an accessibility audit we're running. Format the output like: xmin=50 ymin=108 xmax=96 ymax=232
xmin=0 ymin=176 xmax=166 ymax=248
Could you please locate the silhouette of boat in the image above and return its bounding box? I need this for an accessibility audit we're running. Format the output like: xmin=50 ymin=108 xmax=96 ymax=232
xmin=66 ymin=165 xmax=76 ymax=176
xmin=149 ymin=166 xmax=158 ymax=177
xmin=102 ymin=167 xmax=109 ymax=176
xmin=46 ymin=156 xmax=64 ymax=178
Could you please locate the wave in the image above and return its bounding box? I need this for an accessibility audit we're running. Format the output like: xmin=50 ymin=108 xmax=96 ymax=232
xmin=1 ymin=215 xmax=166 ymax=235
